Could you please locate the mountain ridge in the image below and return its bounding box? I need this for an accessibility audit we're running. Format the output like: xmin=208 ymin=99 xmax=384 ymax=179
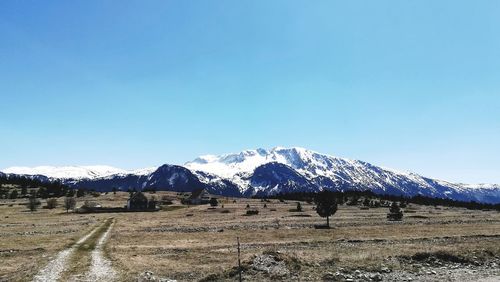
xmin=2 ymin=147 xmax=499 ymax=203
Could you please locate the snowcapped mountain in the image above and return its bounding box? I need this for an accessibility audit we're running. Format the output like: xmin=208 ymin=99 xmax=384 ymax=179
xmin=2 ymin=147 xmax=499 ymax=203
xmin=2 ymin=166 xmax=155 ymax=180
xmin=185 ymin=147 xmax=500 ymax=203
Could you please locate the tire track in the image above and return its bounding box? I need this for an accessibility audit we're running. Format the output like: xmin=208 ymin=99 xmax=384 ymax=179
xmin=85 ymin=220 xmax=116 ymax=281
xmin=32 ymin=225 xmax=100 ymax=282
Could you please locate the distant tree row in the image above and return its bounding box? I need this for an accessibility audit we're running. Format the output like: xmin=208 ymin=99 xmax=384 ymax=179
xmin=0 ymin=174 xmax=91 ymax=199
xmin=259 ymin=190 xmax=500 ymax=211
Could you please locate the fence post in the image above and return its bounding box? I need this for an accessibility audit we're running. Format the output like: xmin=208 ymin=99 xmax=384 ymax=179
xmin=237 ymin=236 xmax=242 ymax=282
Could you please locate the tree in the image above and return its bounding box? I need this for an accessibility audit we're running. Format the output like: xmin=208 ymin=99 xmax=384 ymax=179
xmin=64 ymin=197 xmax=76 ymax=213
xmin=37 ymin=187 xmax=48 ymax=199
xmin=27 ymin=195 xmax=41 ymax=212
xmin=46 ymin=198 xmax=58 ymax=209
xmin=9 ymin=189 xmax=18 ymax=199
xmin=387 ymin=202 xmax=403 ymax=221
xmin=363 ymin=198 xmax=371 ymax=207
xmin=314 ymin=190 xmax=338 ymax=228
xmin=67 ymin=189 xmax=75 ymax=197
xmin=21 ymin=185 xmax=28 ymax=196
xmin=76 ymin=189 xmax=85 ymax=198
xmin=296 ymin=202 xmax=302 ymax=212
xmin=210 ymin=197 xmax=218 ymax=207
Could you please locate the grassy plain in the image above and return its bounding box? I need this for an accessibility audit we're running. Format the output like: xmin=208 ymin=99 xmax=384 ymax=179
xmin=0 ymin=192 xmax=499 ymax=281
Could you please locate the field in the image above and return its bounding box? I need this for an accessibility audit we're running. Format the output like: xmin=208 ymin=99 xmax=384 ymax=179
xmin=0 ymin=192 xmax=499 ymax=281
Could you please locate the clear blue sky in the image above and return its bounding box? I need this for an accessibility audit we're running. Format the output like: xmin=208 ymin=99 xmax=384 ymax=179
xmin=1 ymin=1 xmax=499 ymax=183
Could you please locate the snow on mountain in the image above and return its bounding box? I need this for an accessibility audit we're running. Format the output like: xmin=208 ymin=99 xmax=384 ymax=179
xmin=2 ymin=147 xmax=499 ymax=203
xmin=1 ymin=165 xmax=149 ymax=180
xmin=185 ymin=147 xmax=500 ymax=203
xmin=185 ymin=147 xmax=419 ymax=192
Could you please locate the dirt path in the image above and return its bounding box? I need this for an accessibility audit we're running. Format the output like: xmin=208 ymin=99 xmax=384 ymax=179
xmin=85 ymin=220 xmax=116 ymax=281
xmin=32 ymin=226 xmax=100 ymax=282
xmin=32 ymin=219 xmax=116 ymax=282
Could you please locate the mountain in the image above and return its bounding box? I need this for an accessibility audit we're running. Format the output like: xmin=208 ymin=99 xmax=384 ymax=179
xmin=2 ymin=165 xmax=155 ymax=180
xmin=184 ymin=147 xmax=500 ymax=203
xmin=2 ymin=147 xmax=500 ymax=203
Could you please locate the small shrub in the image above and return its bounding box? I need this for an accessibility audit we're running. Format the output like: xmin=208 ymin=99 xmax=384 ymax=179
xmin=210 ymin=197 xmax=218 ymax=207
xmin=296 ymin=202 xmax=302 ymax=212
xmin=46 ymin=198 xmax=58 ymax=209
xmin=246 ymin=209 xmax=259 ymax=216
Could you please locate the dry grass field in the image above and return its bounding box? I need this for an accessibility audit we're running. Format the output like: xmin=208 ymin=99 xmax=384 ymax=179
xmin=1 ymin=192 xmax=499 ymax=281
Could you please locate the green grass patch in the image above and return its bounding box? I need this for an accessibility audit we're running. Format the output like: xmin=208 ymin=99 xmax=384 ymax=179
xmin=161 ymin=205 xmax=187 ymax=212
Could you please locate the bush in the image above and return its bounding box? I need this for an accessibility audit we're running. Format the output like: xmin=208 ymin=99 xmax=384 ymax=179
xmin=46 ymin=198 xmax=58 ymax=209
xmin=210 ymin=197 xmax=218 ymax=207
xmin=296 ymin=202 xmax=302 ymax=212
xmin=9 ymin=189 xmax=18 ymax=199
xmin=246 ymin=209 xmax=259 ymax=216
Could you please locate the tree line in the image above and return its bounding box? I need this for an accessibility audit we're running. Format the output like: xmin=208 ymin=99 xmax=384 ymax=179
xmin=259 ymin=190 xmax=500 ymax=211
xmin=0 ymin=174 xmax=87 ymax=199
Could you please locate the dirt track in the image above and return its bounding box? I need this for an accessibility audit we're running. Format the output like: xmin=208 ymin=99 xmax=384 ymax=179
xmin=32 ymin=219 xmax=115 ymax=282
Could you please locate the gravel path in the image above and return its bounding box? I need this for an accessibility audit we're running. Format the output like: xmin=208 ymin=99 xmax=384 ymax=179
xmin=85 ymin=221 xmax=116 ymax=281
xmin=32 ymin=226 xmax=100 ymax=282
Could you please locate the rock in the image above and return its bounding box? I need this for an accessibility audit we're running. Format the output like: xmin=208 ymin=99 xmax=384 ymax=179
xmin=323 ymin=272 xmax=335 ymax=280
xmin=369 ymin=273 xmax=383 ymax=281
xmin=137 ymin=271 xmax=177 ymax=282
xmin=381 ymin=267 xmax=391 ymax=273
xmin=251 ymin=254 xmax=290 ymax=277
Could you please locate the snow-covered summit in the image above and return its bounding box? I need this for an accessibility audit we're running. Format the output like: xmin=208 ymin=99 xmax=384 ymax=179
xmin=186 ymin=146 xmax=368 ymax=181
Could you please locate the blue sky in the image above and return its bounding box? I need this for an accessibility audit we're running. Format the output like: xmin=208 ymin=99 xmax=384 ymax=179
xmin=1 ymin=1 xmax=499 ymax=183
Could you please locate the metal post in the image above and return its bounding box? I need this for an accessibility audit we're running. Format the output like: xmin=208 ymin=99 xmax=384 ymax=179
xmin=237 ymin=236 xmax=242 ymax=282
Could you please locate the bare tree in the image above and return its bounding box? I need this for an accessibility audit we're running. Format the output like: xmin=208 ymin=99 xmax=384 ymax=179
xmin=46 ymin=198 xmax=58 ymax=209
xmin=64 ymin=197 xmax=76 ymax=213
xmin=27 ymin=195 xmax=41 ymax=212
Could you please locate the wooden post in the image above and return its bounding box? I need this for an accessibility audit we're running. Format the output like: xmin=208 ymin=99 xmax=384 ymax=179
xmin=237 ymin=237 xmax=242 ymax=282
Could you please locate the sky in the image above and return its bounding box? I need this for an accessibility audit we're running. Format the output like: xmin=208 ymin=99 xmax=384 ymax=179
xmin=0 ymin=1 xmax=499 ymax=183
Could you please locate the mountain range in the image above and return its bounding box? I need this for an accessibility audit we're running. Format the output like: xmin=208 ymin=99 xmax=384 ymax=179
xmin=2 ymin=147 xmax=499 ymax=203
